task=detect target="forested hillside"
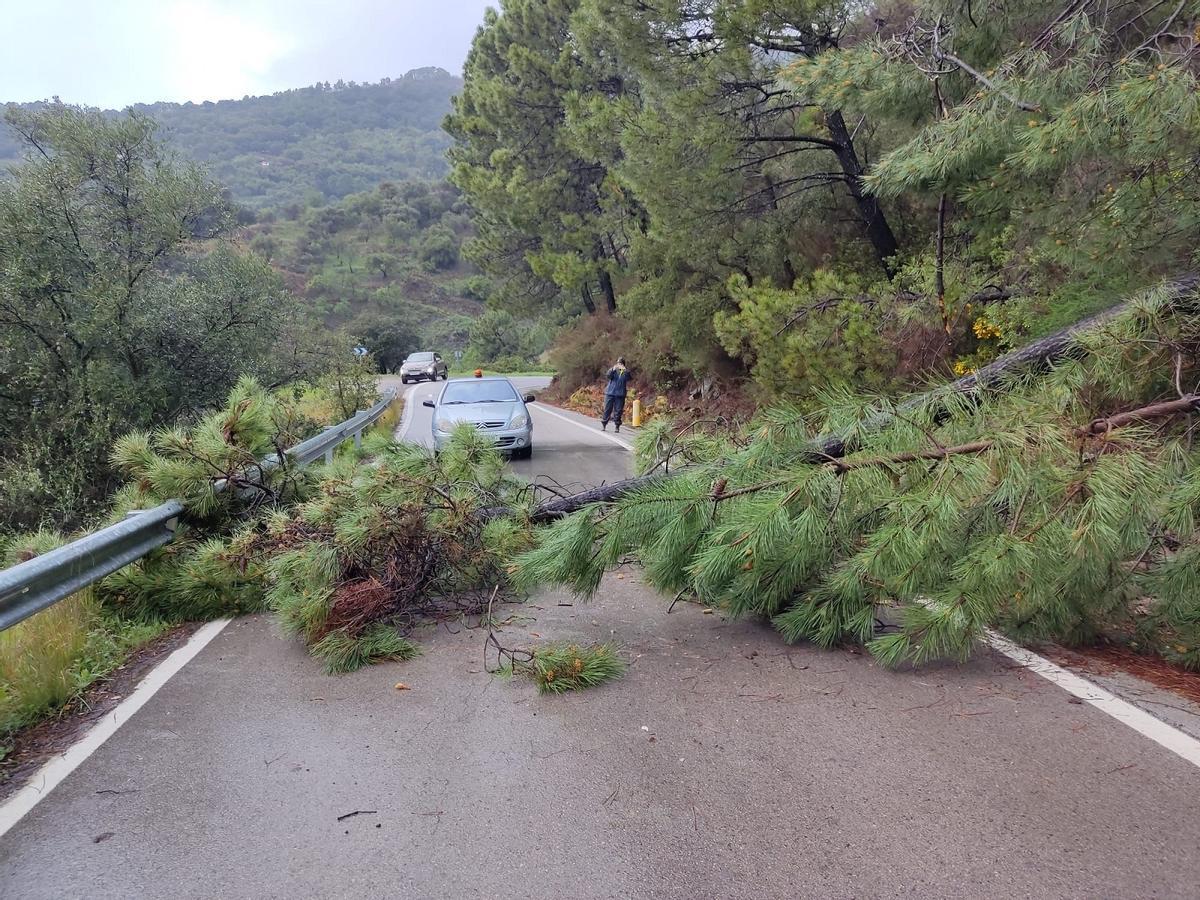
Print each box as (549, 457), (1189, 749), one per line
(0, 107), (363, 533)
(0, 68), (459, 208)
(240, 180), (489, 367)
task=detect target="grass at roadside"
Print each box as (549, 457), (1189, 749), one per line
(334, 392), (404, 462)
(369, 394), (404, 437)
(0, 592), (168, 760)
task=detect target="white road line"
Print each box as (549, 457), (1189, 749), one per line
(531, 402), (634, 451)
(0, 618), (232, 838)
(986, 631), (1200, 769)
(394, 382), (421, 442)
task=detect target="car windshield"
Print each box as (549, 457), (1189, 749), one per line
(406, 352), (435, 363)
(441, 380), (520, 404)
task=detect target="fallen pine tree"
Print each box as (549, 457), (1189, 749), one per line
(513, 278), (1200, 670)
(511, 274), (1200, 522)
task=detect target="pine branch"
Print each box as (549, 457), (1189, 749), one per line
(738, 135), (841, 151)
(935, 51), (1041, 112)
(831, 440), (994, 472)
(1079, 395), (1200, 436)
(513, 390), (1192, 522)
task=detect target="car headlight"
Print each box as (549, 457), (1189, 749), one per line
(434, 417), (456, 433)
(508, 412), (528, 429)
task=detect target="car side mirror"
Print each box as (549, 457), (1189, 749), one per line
(523, 393), (535, 403)
(422, 399), (435, 408)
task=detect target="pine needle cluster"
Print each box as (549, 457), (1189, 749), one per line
(529, 642), (625, 694)
(312, 625), (421, 676)
(516, 292), (1200, 668)
(262, 427), (536, 673)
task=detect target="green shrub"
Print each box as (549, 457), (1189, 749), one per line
(713, 271), (901, 400)
(547, 313), (635, 396)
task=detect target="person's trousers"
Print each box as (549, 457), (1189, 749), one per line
(602, 394), (626, 426)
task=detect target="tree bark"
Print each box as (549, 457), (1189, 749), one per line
(762, 173), (798, 288)
(581, 283), (597, 315)
(598, 269), (618, 314)
(1079, 394), (1200, 436)
(824, 109), (900, 278)
(934, 192), (948, 331)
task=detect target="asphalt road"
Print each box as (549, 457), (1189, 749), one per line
(2, 380), (1199, 898)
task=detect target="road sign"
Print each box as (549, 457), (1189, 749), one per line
(353, 346), (368, 357)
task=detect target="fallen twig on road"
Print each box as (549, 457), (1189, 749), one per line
(336, 809), (378, 821)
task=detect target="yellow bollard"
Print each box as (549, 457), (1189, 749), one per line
(631, 392), (642, 427)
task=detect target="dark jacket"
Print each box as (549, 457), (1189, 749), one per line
(604, 365), (630, 397)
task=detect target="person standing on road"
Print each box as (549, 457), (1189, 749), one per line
(601, 356), (630, 432)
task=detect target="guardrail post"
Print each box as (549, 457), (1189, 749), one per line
(324, 446), (334, 464)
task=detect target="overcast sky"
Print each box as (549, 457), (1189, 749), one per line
(1, 0), (493, 108)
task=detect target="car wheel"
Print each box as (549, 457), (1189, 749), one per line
(401, 377), (409, 384)
(515, 445), (532, 460)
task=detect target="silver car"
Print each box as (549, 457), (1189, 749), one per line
(399, 351), (448, 383)
(423, 376), (535, 458)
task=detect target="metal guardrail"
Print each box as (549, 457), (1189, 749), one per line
(0, 391), (397, 632)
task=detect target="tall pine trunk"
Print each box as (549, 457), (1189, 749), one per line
(763, 173), (798, 288)
(824, 109), (899, 278)
(598, 270), (617, 313)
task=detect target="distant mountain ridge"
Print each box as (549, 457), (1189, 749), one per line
(0, 67), (461, 208)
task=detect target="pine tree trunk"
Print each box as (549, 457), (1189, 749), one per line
(581, 283), (597, 315)
(763, 173), (798, 288)
(599, 270), (618, 313)
(824, 109), (899, 278)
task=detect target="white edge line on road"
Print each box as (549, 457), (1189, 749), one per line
(531, 401), (634, 451)
(0, 617), (232, 839)
(394, 382), (421, 442)
(985, 630), (1200, 769)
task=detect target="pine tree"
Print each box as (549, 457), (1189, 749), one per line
(445, 0), (629, 316)
(784, 0), (1200, 323)
(578, 0), (902, 274)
